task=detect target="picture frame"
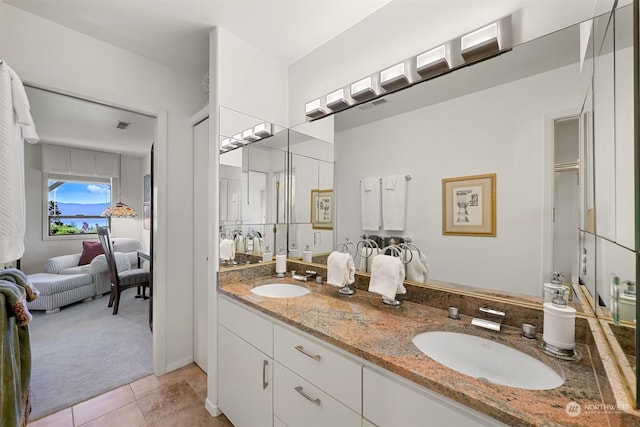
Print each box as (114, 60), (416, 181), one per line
(442, 173), (496, 236)
(311, 189), (334, 230)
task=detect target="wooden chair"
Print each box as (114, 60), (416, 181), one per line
(97, 227), (150, 315)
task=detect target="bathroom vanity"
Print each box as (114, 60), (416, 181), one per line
(217, 264), (629, 426)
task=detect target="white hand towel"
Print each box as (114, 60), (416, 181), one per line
(327, 251), (355, 288)
(361, 178), (381, 231)
(382, 175), (407, 231)
(405, 251), (429, 284)
(219, 239), (235, 261)
(368, 255), (406, 300)
(358, 247), (380, 273)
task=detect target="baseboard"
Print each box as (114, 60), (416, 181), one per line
(205, 398), (222, 417)
(165, 356), (194, 373)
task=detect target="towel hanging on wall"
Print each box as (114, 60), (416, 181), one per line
(360, 177), (381, 231)
(0, 61), (39, 264)
(382, 175), (407, 230)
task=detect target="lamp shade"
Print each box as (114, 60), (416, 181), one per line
(101, 201), (137, 218)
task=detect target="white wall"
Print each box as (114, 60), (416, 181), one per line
(0, 4), (207, 373)
(288, 0), (598, 126)
(207, 26), (289, 416)
(335, 63), (579, 296)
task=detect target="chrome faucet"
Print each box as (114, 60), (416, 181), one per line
(293, 270), (317, 281)
(471, 306), (505, 332)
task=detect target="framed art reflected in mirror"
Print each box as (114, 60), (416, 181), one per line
(311, 189), (333, 230)
(442, 173), (496, 236)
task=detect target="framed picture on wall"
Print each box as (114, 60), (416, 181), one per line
(442, 173), (496, 236)
(311, 189), (333, 230)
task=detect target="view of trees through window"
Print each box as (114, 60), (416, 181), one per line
(47, 176), (111, 235)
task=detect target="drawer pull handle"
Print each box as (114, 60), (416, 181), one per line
(295, 345), (321, 361)
(295, 386), (321, 406)
(262, 360), (269, 389)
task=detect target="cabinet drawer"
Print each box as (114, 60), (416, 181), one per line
(363, 367), (506, 427)
(274, 324), (362, 413)
(219, 296), (273, 356)
(274, 362), (361, 427)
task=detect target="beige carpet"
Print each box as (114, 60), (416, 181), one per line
(28, 293), (152, 420)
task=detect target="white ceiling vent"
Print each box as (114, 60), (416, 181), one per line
(116, 121), (131, 130)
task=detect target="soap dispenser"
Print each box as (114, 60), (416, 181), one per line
(302, 245), (312, 263)
(262, 246), (273, 263)
(542, 288), (579, 360)
(275, 247), (287, 278)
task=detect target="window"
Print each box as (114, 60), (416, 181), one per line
(45, 174), (111, 237)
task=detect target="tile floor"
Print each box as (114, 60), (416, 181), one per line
(28, 364), (233, 427)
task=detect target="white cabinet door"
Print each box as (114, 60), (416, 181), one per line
(274, 362), (361, 427)
(219, 326), (273, 427)
(363, 367), (506, 427)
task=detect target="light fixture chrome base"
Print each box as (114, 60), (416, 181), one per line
(541, 342), (581, 361)
(382, 298), (401, 307)
(338, 286), (355, 296)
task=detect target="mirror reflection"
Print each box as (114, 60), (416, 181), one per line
(218, 108), (335, 267)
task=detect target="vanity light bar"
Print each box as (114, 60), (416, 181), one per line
(305, 98), (328, 119)
(416, 44), (450, 77)
(350, 76), (378, 101)
(379, 62), (409, 90)
(326, 88), (350, 111)
(254, 122), (273, 138)
(304, 15), (510, 121)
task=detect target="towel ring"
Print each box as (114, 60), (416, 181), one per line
(335, 238), (357, 258)
(356, 238), (379, 259)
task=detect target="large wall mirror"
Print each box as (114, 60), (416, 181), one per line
(218, 108), (335, 266)
(312, 3), (636, 406)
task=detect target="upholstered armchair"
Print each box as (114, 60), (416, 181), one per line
(43, 237), (144, 296)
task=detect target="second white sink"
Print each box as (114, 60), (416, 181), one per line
(251, 283), (310, 298)
(412, 331), (564, 390)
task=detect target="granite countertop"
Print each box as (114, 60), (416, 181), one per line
(219, 275), (615, 426)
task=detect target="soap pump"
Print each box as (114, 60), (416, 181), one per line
(542, 288), (580, 360)
(302, 245), (312, 263)
(275, 247), (287, 278)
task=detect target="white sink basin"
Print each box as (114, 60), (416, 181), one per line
(251, 283), (310, 298)
(412, 331), (564, 390)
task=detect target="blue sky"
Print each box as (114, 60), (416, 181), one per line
(49, 181), (111, 204)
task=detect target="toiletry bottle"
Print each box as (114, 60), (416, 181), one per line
(275, 247), (286, 278)
(262, 247), (272, 263)
(542, 288), (577, 356)
(288, 243), (298, 259)
(303, 245), (312, 263)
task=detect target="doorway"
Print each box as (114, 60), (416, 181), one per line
(552, 116), (580, 284)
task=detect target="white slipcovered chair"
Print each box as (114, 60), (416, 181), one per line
(44, 237), (143, 296)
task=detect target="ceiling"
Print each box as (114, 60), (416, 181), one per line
(26, 86), (156, 156)
(8, 0), (392, 156)
(6, 0), (392, 79)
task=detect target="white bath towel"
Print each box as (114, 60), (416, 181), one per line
(382, 175), (407, 231)
(361, 177), (381, 231)
(368, 255), (406, 301)
(405, 251), (429, 284)
(327, 251), (355, 288)
(219, 239), (235, 261)
(358, 246), (380, 273)
(0, 62), (39, 264)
